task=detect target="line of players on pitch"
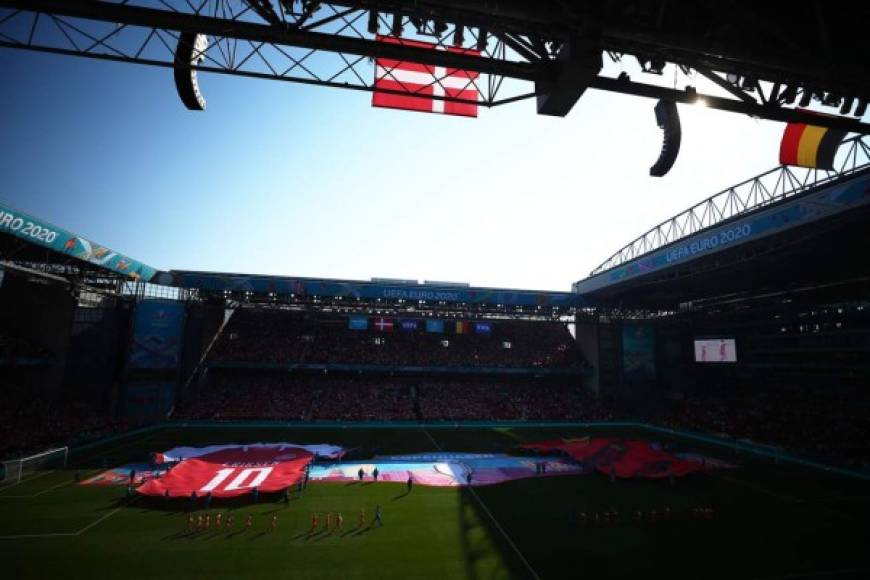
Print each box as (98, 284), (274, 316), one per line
(578, 506), (715, 526)
(185, 505), (385, 534)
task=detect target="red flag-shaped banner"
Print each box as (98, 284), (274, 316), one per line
(137, 445), (312, 498)
(373, 35), (480, 117)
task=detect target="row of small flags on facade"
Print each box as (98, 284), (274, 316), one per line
(349, 316), (491, 334)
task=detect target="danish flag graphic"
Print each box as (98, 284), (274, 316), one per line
(373, 35), (480, 117)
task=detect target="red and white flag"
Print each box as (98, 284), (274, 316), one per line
(373, 35), (480, 117)
(373, 317), (394, 332)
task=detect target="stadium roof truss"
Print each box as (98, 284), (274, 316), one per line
(589, 135), (870, 277)
(0, 1), (868, 133)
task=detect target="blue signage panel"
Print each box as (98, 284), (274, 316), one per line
(400, 319), (419, 331)
(348, 316), (368, 330)
(426, 319), (445, 333)
(474, 321), (493, 334)
(623, 324), (656, 381)
(0, 201), (158, 282)
(129, 300), (186, 369)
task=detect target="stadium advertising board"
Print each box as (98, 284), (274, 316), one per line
(128, 300), (186, 369)
(574, 173), (870, 294)
(694, 338), (737, 363)
(0, 201), (158, 282)
(623, 324), (656, 381)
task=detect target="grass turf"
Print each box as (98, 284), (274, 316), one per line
(1, 425), (869, 579)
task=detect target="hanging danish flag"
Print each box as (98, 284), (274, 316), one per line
(373, 35), (480, 117)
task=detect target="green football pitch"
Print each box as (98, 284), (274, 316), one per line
(2, 425), (868, 580)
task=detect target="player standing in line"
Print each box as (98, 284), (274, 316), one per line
(226, 514), (234, 529)
(187, 513), (194, 531)
(406, 474), (413, 494)
(336, 512), (344, 532)
(311, 512), (319, 532)
(359, 508), (365, 528)
(215, 513), (222, 528)
(374, 504), (383, 526)
(197, 514), (204, 529)
(358, 467), (365, 482)
(270, 513), (278, 532)
(372, 467), (379, 482)
(325, 512), (332, 533)
(245, 514), (253, 530)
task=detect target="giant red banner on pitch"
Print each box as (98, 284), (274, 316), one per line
(137, 445), (312, 498)
(522, 438), (705, 479)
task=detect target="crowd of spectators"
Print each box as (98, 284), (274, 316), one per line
(0, 382), (126, 461)
(0, 330), (51, 364)
(664, 385), (870, 471)
(175, 372), (611, 423)
(209, 309), (584, 369)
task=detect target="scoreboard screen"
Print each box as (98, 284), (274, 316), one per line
(694, 338), (737, 363)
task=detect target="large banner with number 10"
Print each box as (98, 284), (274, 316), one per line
(137, 445), (313, 498)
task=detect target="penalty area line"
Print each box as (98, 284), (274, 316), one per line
(422, 429), (541, 580)
(75, 507), (123, 535)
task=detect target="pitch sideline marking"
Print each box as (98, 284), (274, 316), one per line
(0, 531), (76, 540)
(422, 429), (541, 580)
(0, 506), (126, 540)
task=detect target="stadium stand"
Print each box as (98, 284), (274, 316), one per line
(209, 309), (584, 369)
(665, 384), (870, 471)
(174, 372), (611, 423)
(0, 382), (128, 461)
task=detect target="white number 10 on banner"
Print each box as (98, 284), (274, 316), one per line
(200, 467), (274, 492)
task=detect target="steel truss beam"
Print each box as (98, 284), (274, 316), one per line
(0, 1), (868, 132)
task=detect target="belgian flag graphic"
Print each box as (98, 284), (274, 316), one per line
(779, 112), (847, 170)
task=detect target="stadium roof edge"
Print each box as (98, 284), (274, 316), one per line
(0, 199), (161, 282)
(166, 269), (585, 309)
(573, 168), (870, 297)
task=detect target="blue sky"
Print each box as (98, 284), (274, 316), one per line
(0, 45), (801, 291)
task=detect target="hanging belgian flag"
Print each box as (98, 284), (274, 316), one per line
(779, 113), (847, 170)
